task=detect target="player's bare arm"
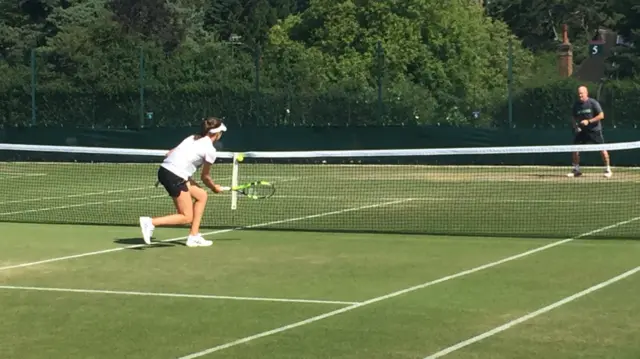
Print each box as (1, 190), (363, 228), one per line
(583, 111), (604, 126)
(200, 162), (222, 193)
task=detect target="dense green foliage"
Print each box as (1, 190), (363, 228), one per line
(0, 0), (638, 128)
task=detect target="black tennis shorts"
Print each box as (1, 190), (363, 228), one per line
(157, 166), (188, 198)
(573, 130), (604, 145)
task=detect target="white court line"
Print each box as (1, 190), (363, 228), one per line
(0, 285), (360, 306)
(0, 176), (234, 211)
(270, 177), (301, 182)
(0, 195), (167, 216)
(176, 214), (640, 359)
(423, 265), (640, 359)
(0, 171), (45, 175)
(346, 178), (631, 184)
(274, 195), (341, 200)
(0, 176), (233, 206)
(0, 198), (412, 272)
(0, 173), (47, 180)
(0, 186), (154, 205)
(273, 196), (634, 204)
(381, 197), (631, 205)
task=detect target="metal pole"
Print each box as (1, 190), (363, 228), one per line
(507, 37), (514, 128)
(139, 47), (145, 128)
(254, 45), (261, 125)
(377, 40), (384, 123)
(31, 48), (36, 126)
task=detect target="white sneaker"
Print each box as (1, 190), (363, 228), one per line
(139, 217), (155, 245)
(567, 170), (582, 178)
(186, 234), (212, 247)
(604, 169), (612, 178)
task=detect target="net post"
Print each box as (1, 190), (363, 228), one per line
(231, 153), (239, 210)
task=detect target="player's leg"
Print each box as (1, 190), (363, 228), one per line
(139, 167), (193, 244)
(570, 152), (582, 176)
(601, 150), (612, 177)
(593, 131), (612, 177)
(139, 190), (193, 244)
(568, 132), (584, 177)
(185, 181), (212, 247)
(151, 192), (193, 227)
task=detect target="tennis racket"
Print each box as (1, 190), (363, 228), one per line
(221, 181), (275, 199)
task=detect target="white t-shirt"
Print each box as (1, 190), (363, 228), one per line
(161, 135), (217, 180)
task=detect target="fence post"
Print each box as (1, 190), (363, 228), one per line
(31, 48), (36, 126)
(376, 40), (384, 123)
(254, 45), (261, 125)
(507, 37), (513, 128)
(139, 46), (145, 128)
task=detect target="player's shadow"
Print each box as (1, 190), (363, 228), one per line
(114, 236), (241, 250)
(114, 237), (183, 250)
(529, 174), (569, 179)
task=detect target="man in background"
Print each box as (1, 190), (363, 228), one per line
(568, 85), (612, 178)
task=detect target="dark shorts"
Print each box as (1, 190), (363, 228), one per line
(573, 130), (604, 145)
(157, 167), (188, 198)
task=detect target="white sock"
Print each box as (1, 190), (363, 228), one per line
(605, 166), (611, 172)
(572, 164), (580, 172)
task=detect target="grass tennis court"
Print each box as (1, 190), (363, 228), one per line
(1, 160), (640, 358)
(3, 161), (640, 239)
(1, 223), (639, 359)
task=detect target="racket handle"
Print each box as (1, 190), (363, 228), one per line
(220, 186), (231, 191)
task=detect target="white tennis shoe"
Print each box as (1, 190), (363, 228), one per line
(186, 234), (212, 247)
(567, 169), (582, 178)
(139, 216), (155, 245)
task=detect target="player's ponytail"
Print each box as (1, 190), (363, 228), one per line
(194, 117), (224, 140)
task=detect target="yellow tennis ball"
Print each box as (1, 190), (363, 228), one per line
(236, 154), (244, 162)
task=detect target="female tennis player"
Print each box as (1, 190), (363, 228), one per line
(139, 117), (226, 247)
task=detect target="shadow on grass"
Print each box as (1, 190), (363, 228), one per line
(114, 237), (182, 250)
(529, 174), (571, 178)
(114, 236), (241, 250)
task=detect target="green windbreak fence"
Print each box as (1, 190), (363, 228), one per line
(2, 45), (640, 130)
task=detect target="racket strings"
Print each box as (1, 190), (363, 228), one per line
(244, 183), (275, 198)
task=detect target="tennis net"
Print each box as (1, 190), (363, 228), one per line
(1, 142), (640, 239)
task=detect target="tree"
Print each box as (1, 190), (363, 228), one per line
(267, 0), (534, 125)
(205, 0), (298, 45)
(486, 0), (618, 55)
(0, 0), (54, 63)
(608, 0), (640, 78)
(108, 0), (186, 52)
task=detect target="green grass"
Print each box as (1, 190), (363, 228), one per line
(2, 162), (640, 239)
(2, 159), (640, 358)
(0, 222), (639, 359)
